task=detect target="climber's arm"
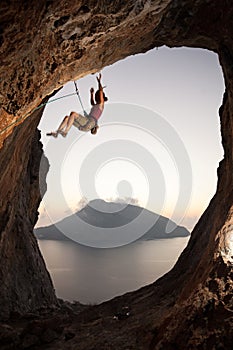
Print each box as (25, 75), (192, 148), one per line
(96, 73), (105, 104)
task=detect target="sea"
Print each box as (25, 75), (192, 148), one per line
(38, 237), (189, 304)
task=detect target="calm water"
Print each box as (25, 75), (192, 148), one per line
(38, 237), (189, 304)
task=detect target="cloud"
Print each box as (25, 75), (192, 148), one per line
(106, 197), (140, 206)
(74, 197), (89, 212)
(69, 197), (140, 215)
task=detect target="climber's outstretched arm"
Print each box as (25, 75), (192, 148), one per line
(96, 73), (105, 104)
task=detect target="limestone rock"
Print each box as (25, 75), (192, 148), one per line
(0, 106), (58, 318)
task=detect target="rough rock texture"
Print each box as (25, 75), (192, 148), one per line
(0, 0), (233, 348)
(0, 105), (58, 318)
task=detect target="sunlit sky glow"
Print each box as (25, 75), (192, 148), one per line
(37, 46), (225, 231)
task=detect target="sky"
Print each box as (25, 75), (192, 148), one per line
(37, 46), (225, 232)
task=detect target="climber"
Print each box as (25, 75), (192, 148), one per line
(46, 73), (108, 137)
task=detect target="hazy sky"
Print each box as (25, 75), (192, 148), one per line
(37, 46), (225, 231)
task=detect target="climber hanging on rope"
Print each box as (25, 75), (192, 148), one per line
(46, 73), (108, 137)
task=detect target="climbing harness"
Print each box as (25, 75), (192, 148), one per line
(0, 81), (88, 135)
(74, 81), (88, 117)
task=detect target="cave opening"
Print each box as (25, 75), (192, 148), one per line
(1, 2), (233, 346)
(34, 46), (225, 304)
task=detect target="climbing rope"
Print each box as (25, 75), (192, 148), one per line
(34, 92), (78, 111)
(0, 84), (86, 135)
(74, 81), (88, 117)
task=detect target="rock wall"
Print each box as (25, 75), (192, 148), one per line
(0, 105), (58, 318)
(0, 0), (233, 346)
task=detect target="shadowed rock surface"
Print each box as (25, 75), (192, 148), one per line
(0, 0), (233, 349)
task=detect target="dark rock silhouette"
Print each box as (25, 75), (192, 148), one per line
(35, 199), (189, 242)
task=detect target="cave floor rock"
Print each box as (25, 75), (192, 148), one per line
(0, 284), (232, 350)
